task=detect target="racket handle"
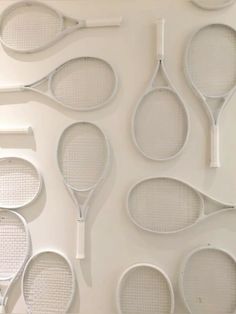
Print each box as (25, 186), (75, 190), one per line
(85, 17), (122, 28)
(76, 220), (85, 259)
(156, 18), (165, 60)
(210, 124), (220, 168)
(0, 126), (32, 134)
(0, 305), (6, 314)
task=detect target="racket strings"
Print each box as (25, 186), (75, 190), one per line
(0, 211), (28, 278)
(120, 266), (172, 314)
(51, 58), (116, 110)
(0, 4), (61, 51)
(182, 249), (236, 314)
(0, 159), (40, 208)
(129, 178), (201, 233)
(134, 89), (188, 160)
(23, 253), (73, 314)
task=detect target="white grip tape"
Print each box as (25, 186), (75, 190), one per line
(0, 305), (6, 314)
(0, 126), (32, 134)
(85, 17), (122, 28)
(156, 18), (165, 60)
(210, 124), (220, 168)
(76, 220), (85, 259)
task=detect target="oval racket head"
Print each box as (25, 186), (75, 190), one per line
(49, 57), (117, 111)
(117, 264), (174, 314)
(186, 24), (236, 98)
(191, 0), (236, 10)
(133, 87), (189, 161)
(57, 122), (109, 191)
(179, 246), (236, 314)
(127, 177), (203, 233)
(0, 210), (30, 281)
(0, 157), (42, 209)
(0, 0), (63, 53)
(23, 251), (75, 314)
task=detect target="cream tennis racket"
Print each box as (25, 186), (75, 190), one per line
(0, 57), (118, 111)
(179, 246), (236, 314)
(57, 122), (110, 259)
(132, 19), (189, 161)
(0, 0), (122, 53)
(186, 23), (236, 167)
(117, 264), (175, 314)
(127, 177), (235, 234)
(191, 0), (236, 9)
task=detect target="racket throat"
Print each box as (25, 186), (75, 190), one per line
(204, 96), (224, 122)
(151, 62), (174, 89)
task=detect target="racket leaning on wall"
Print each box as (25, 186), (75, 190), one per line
(185, 23), (236, 167)
(22, 250), (75, 314)
(127, 176), (235, 234)
(57, 122), (110, 259)
(117, 263), (175, 314)
(0, 210), (31, 314)
(0, 0), (122, 53)
(179, 246), (236, 314)
(191, 0), (236, 10)
(132, 18), (189, 161)
(0, 57), (118, 111)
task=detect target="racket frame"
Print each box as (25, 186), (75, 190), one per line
(0, 0), (122, 53)
(0, 210), (31, 313)
(185, 23), (236, 168)
(127, 176), (236, 234)
(116, 263), (175, 314)
(22, 249), (76, 314)
(132, 18), (189, 161)
(179, 245), (236, 314)
(191, 0), (236, 10)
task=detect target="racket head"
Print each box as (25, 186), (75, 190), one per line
(179, 246), (236, 314)
(49, 57), (118, 111)
(0, 210), (30, 281)
(185, 23), (236, 101)
(132, 87), (189, 161)
(22, 250), (75, 314)
(0, 0), (63, 53)
(127, 177), (204, 234)
(191, 0), (236, 10)
(117, 263), (174, 314)
(0, 157), (42, 209)
(57, 122), (110, 192)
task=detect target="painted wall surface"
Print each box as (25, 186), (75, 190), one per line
(0, 0), (236, 313)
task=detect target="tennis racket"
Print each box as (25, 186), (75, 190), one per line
(191, 0), (236, 10)
(132, 18), (189, 161)
(0, 210), (31, 314)
(0, 0), (122, 53)
(179, 246), (236, 314)
(127, 176), (235, 234)
(117, 263), (175, 314)
(186, 23), (236, 167)
(0, 157), (42, 209)
(0, 57), (118, 111)
(23, 250), (75, 314)
(57, 122), (110, 259)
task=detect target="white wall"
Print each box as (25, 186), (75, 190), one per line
(1, 0), (236, 313)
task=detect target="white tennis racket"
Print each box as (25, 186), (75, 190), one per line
(0, 156), (42, 209)
(186, 23), (236, 167)
(0, 57), (118, 111)
(191, 0), (236, 10)
(117, 263), (175, 314)
(179, 246), (236, 314)
(57, 122), (110, 259)
(127, 176), (235, 234)
(0, 210), (31, 314)
(22, 250), (75, 314)
(132, 19), (189, 161)
(0, 0), (122, 53)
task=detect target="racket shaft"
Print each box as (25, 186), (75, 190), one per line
(156, 18), (165, 60)
(0, 305), (6, 314)
(77, 220), (85, 259)
(84, 17), (122, 28)
(210, 124), (220, 168)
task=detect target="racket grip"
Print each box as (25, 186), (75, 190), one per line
(0, 126), (32, 134)
(76, 220), (85, 259)
(156, 18), (165, 60)
(85, 17), (122, 27)
(210, 124), (220, 168)
(0, 305), (6, 314)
